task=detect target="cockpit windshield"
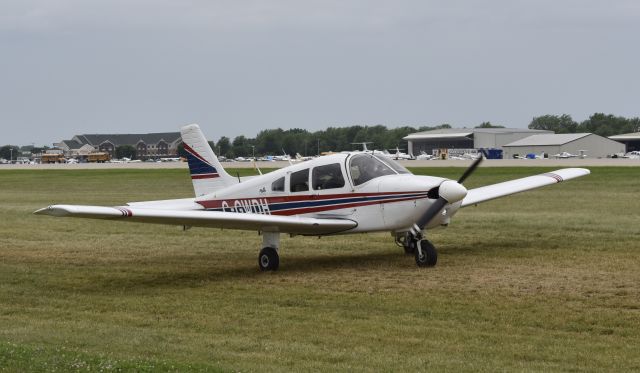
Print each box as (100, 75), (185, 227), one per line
(349, 153), (396, 186)
(373, 155), (411, 174)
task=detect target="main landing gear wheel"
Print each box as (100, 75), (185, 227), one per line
(258, 247), (279, 271)
(415, 240), (437, 267)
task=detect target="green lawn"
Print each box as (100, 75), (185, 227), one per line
(0, 167), (639, 372)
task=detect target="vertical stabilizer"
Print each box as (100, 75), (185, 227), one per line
(180, 124), (237, 196)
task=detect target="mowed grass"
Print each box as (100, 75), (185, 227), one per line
(0, 166), (639, 372)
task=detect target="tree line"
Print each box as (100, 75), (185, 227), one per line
(198, 113), (638, 158)
(181, 124), (454, 159)
(2, 113), (638, 160)
(528, 113), (640, 137)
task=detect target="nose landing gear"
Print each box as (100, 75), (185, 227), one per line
(414, 239), (437, 267)
(396, 232), (438, 267)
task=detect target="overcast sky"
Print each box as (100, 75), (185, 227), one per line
(1, 0), (639, 146)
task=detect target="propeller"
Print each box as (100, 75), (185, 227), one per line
(457, 153), (484, 184)
(410, 155), (483, 240)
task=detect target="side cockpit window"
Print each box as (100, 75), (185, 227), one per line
(312, 163), (345, 190)
(290, 169), (309, 192)
(271, 176), (285, 192)
(349, 153), (395, 186)
(374, 155), (411, 174)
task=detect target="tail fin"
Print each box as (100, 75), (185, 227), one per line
(180, 124), (237, 196)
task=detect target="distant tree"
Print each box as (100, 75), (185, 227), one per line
(31, 146), (50, 155)
(176, 143), (189, 158)
(0, 145), (20, 160)
(115, 145), (137, 159)
(255, 128), (285, 155)
(528, 114), (578, 133)
(232, 136), (254, 157)
(215, 136), (232, 157)
(417, 123), (451, 131)
(577, 113), (640, 137)
(476, 121), (505, 128)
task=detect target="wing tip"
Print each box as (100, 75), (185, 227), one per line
(33, 205), (73, 217)
(33, 206), (50, 215)
(550, 167), (591, 181)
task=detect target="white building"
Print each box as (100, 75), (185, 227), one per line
(502, 133), (625, 159)
(609, 132), (640, 152)
(403, 128), (551, 157)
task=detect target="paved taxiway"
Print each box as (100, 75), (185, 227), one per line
(1, 158), (639, 170)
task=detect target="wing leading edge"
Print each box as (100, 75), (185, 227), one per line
(33, 205), (357, 236)
(461, 168), (590, 207)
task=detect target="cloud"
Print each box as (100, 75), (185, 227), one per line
(1, 0), (639, 145)
(3, 0), (635, 34)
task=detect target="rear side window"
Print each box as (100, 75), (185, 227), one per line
(312, 163), (345, 190)
(271, 177), (285, 192)
(290, 169), (309, 192)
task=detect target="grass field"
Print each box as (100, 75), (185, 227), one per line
(1, 167), (639, 372)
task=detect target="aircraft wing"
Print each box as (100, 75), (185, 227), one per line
(34, 205), (357, 235)
(461, 168), (590, 207)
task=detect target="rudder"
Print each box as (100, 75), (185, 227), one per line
(180, 124), (237, 196)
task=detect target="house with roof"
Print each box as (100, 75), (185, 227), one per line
(55, 132), (182, 159)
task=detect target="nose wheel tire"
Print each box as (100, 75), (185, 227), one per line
(415, 240), (437, 267)
(259, 247), (280, 271)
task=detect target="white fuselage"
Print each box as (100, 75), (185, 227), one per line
(190, 153), (460, 234)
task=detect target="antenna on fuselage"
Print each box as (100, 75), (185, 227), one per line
(351, 142), (374, 152)
(282, 148), (293, 166)
(253, 159), (263, 175)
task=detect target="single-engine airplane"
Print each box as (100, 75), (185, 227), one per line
(35, 124), (590, 271)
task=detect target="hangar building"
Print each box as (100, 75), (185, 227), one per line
(502, 133), (625, 159)
(403, 128), (551, 157)
(608, 132), (640, 152)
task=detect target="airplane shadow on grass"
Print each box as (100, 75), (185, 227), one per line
(67, 237), (536, 294)
(81, 250), (423, 293)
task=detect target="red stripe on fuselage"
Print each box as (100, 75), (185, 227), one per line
(197, 190), (427, 209)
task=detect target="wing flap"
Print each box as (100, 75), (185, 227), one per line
(461, 168), (590, 207)
(34, 205), (356, 235)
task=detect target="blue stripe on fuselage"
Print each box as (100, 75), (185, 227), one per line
(204, 192), (428, 213)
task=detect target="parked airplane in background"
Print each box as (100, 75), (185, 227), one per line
(416, 151), (436, 160)
(624, 151), (640, 159)
(295, 153), (315, 162)
(36, 124), (590, 271)
(553, 152), (580, 159)
(385, 147), (413, 160)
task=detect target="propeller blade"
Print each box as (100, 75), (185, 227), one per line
(411, 161), (478, 239)
(415, 197), (448, 229)
(414, 180), (468, 231)
(457, 155), (483, 184)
